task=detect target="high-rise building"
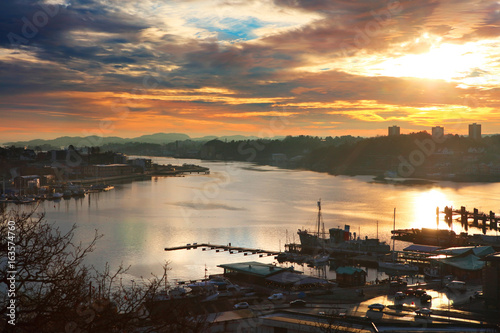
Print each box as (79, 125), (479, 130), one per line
(469, 123), (481, 140)
(388, 125), (400, 136)
(432, 126), (444, 139)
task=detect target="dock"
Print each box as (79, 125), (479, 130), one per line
(164, 243), (279, 257)
(441, 206), (499, 232)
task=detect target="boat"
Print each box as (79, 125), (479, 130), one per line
(73, 188), (86, 197)
(91, 184), (115, 191)
(297, 200), (391, 255)
(391, 228), (468, 247)
(63, 190), (73, 199)
(306, 254), (330, 266)
(51, 192), (63, 199)
(378, 261), (419, 273)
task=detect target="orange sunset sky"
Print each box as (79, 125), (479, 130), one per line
(1, 0), (500, 142)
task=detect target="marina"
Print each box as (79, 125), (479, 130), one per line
(3, 157), (500, 330)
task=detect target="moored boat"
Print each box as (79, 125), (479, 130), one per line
(297, 200), (391, 255)
(378, 261), (419, 273)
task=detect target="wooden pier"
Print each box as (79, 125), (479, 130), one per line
(164, 243), (279, 257)
(440, 205), (499, 233)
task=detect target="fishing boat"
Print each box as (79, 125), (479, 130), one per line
(297, 200), (391, 255)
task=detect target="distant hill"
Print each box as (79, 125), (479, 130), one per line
(4, 135), (127, 148)
(4, 133), (285, 148)
(131, 133), (190, 144)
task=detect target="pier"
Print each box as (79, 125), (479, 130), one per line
(440, 205), (499, 233)
(164, 243), (279, 257)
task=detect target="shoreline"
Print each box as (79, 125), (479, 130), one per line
(162, 155), (500, 184)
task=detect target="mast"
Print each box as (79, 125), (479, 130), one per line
(317, 199), (321, 236)
(392, 208), (396, 262)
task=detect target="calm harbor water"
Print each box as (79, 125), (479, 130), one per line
(16, 157), (500, 283)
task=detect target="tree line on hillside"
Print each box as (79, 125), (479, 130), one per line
(5, 133), (500, 180)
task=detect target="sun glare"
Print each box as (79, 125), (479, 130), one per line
(371, 42), (487, 83)
(412, 190), (454, 230)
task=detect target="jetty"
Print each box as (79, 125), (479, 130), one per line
(440, 205), (499, 232)
(164, 243), (279, 257)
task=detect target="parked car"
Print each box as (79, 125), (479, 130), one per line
(268, 293), (284, 301)
(446, 281), (466, 292)
(290, 299), (307, 308)
(420, 293), (432, 303)
(415, 308), (432, 316)
(395, 291), (406, 300)
(405, 288), (416, 296)
(414, 288), (426, 297)
(234, 302), (249, 309)
(368, 303), (385, 311)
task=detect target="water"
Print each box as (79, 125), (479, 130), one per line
(12, 157), (500, 283)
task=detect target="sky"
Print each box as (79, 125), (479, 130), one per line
(1, 0), (500, 142)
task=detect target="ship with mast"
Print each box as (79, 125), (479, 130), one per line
(296, 200), (391, 255)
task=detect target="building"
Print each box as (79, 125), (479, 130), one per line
(335, 266), (366, 287)
(388, 126), (400, 136)
(469, 123), (481, 140)
(83, 164), (133, 178)
(217, 261), (292, 285)
(482, 252), (500, 309)
(14, 175), (40, 191)
(432, 126), (444, 139)
(430, 246), (495, 281)
(129, 158), (152, 171)
(265, 271), (333, 291)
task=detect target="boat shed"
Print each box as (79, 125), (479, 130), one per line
(217, 261), (292, 285)
(335, 266), (367, 287)
(431, 253), (485, 281)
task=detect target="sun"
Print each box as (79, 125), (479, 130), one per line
(411, 189), (454, 230)
(369, 40), (488, 83)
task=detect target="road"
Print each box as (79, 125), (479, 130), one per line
(251, 285), (489, 325)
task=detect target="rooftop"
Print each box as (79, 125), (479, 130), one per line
(403, 244), (442, 253)
(217, 261), (290, 278)
(436, 254), (485, 271)
(435, 246), (495, 258)
(482, 252), (500, 262)
(336, 266), (366, 275)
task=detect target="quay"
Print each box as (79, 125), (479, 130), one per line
(164, 243), (279, 257)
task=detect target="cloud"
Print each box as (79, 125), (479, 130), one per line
(1, 0), (500, 141)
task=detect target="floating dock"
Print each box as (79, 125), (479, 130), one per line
(164, 243), (279, 257)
